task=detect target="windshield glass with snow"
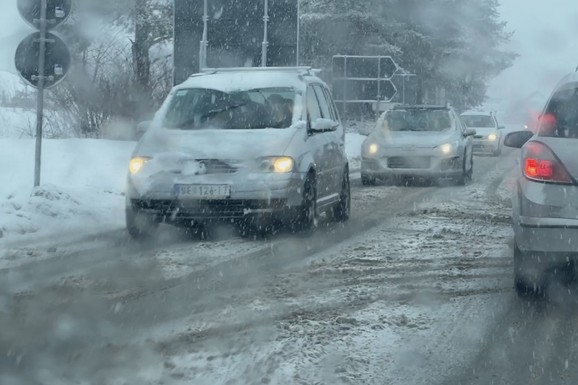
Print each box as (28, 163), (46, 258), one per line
(461, 115), (495, 128)
(385, 109), (452, 132)
(162, 87), (296, 130)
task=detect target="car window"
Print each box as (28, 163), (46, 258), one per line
(162, 87), (296, 130)
(461, 115), (496, 128)
(306, 86), (323, 122)
(312, 84), (332, 119)
(539, 86), (578, 138)
(321, 86), (340, 122)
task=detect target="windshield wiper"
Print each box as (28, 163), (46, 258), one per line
(201, 103), (246, 121)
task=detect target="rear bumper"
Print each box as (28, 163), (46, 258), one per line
(361, 156), (462, 178)
(514, 178), (578, 254)
(515, 216), (578, 254)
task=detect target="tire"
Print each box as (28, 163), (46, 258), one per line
(332, 169), (351, 222)
(126, 206), (159, 240)
(292, 173), (318, 234)
(361, 173), (376, 186)
(514, 242), (545, 298)
(455, 151), (473, 186)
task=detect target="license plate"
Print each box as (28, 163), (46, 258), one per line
(176, 184), (230, 199)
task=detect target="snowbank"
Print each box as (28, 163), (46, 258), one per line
(0, 133), (364, 242)
(0, 138), (136, 242)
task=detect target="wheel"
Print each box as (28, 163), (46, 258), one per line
(361, 173), (376, 186)
(514, 242), (545, 298)
(292, 173), (318, 233)
(455, 151), (473, 186)
(332, 169), (350, 222)
(493, 145), (502, 157)
(467, 153), (474, 180)
(126, 206), (159, 240)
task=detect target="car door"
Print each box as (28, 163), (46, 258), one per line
(312, 84), (343, 198)
(305, 85), (332, 203)
(456, 113), (473, 170)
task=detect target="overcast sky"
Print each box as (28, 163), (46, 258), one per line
(0, 1), (576, 108)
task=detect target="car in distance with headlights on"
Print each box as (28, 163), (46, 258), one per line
(461, 110), (505, 156)
(126, 67), (350, 238)
(361, 104), (476, 185)
(504, 72), (578, 296)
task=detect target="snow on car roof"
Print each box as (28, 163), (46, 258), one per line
(176, 68), (321, 93)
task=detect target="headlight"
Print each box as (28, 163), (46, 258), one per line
(259, 156), (294, 173)
(488, 133), (497, 141)
(440, 143), (453, 155)
(129, 156), (150, 175)
(368, 143), (379, 155)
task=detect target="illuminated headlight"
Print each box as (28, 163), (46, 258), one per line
(259, 156), (294, 173)
(488, 133), (497, 141)
(368, 143), (379, 155)
(129, 156), (151, 175)
(440, 143), (453, 155)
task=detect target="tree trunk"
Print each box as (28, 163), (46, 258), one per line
(132, 0), (154, 121)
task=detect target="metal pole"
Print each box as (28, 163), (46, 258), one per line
(199, 0), (208, 71)
(296, 0), (300, 66)
(34, 0), (47, 187)
(261, 0), (269, 67)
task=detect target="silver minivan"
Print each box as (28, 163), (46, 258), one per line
(125, 67), (350, 238)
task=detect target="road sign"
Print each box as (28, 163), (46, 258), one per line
(17, 0), (72, 30)
(16, 0), (73, 188)
(15, 31), (71, 88)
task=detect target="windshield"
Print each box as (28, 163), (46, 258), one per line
(162, 87), (296, 130)
(384, 109), (452, 132)
(461, 115), (495, 128)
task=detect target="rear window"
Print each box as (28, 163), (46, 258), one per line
(539, 86), (578, 138)
(461, 115), (495, 128)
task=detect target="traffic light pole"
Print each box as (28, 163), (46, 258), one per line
(34, 0), (47, 187)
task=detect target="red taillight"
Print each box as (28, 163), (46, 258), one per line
(522, 142), (572, 184)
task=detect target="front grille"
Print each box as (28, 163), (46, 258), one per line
(474, 135), (484, 139)
(197, 159), (238, 174)
(387, 156), (430, 169)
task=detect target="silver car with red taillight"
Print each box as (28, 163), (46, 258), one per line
(505, 72), (578, 297)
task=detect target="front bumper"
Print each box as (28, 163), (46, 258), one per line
(126, 172), (304, 221)
(472, 139), (499, 153)
(361, 155), (462, 178)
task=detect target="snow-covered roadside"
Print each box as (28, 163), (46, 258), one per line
(0, 138), (136, 244)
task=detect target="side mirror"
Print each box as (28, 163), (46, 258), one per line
(498, 125), (506, 130)
(311, 118), (338, 133)
(504, 130), (534, 148)
(463, 128), (476, 137)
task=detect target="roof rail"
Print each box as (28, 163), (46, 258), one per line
(199, 66), (314, 74)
